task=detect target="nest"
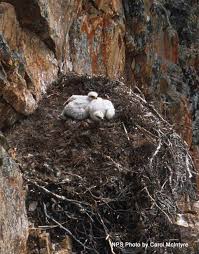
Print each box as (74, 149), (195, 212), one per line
(7, 74), (198, 253)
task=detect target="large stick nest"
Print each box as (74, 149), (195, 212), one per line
(7, 74), (198, 253)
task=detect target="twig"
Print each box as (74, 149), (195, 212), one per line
(122, 122), (130, 141)
(31, 224), (66, 230)
(134, 85), (146, 99)
(104, 155), (130, 172)
(25, 178), (90, 207)
(136, 124), (158, 141)
(143, 187), (173, 223)
(97, 213), (116, 254)
(133, 90), (148, 105)
(186, 154), (193, 178)
(43, 203), (96, 252)
(148, 103), (172, 128)
(149, 139), (162, 168)
(47, 92), (60, 98)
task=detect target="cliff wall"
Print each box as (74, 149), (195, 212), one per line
(0, 1), (198, 252)
(0, 0), (198, 158)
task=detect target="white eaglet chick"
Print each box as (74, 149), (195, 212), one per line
(60, 91), (98, 120)
(88, 97), (115, 121)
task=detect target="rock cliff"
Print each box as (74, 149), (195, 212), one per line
(0, 0), (198, 160)
(0, 143), (28, 254)
(0, 0), (198, 253)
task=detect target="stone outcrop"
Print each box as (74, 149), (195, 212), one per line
(123, 0), (196, 148)
(28, 229), (72, 254)
(0, 0), (197, 155)
(176, 199), (199, 252)
(0, 145), (28, 254)
(69, 0), (125, 77)
(6, 0), (82, 72)
(0, 0), (198, 252)
(0, 0), (197, 159)
(0, 3), (197, 174)
(0, 0), (126, 128)
(0, 2), (58, 128)
(122, 0), (199, 193)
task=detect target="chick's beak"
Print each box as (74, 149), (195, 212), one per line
(97, 115), (104, 120)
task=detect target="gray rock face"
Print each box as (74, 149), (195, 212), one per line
(0, 146), (28, 254)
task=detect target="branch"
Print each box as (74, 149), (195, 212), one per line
(25, 178), (90, 207)
(43, 203), (97, 252)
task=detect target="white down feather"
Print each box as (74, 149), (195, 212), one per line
(87, 97), (115, 121)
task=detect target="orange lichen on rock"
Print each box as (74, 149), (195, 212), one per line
(0, 2), (58, 127)
(73, 4), (125, 78)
